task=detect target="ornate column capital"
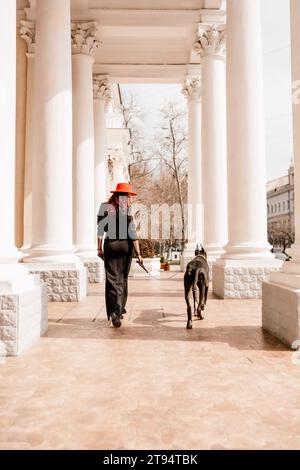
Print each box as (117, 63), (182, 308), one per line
(182, 78), (201, 101)
(93, 75), (112, 103)
(19, 20), (36, 54)
(71, 21), (101, 57)
(193, 24), (226, 59)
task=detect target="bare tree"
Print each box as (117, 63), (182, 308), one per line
(268, 225), (295, 254)
(119, 91), (159, 181)
(154, 101), (188, 253)
(119, 92), (188, 256)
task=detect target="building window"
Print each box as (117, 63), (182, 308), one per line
(274, 205), (277, 214)
(287, 200), (290, 210)
(278, 203), (281, 212)
(283, 201), (286, 211)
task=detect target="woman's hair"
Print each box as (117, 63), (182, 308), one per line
(108, 192), (129, 209)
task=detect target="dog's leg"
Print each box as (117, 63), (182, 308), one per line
(197, 283), (205, 320)
(195, 275), (205, 320)
(204, 285), (209, 305)
(185, 287), (193, 330)
(201, 284), (205, 311)
(192, 288), (197, 317)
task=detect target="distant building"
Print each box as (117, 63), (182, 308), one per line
(267, 163), (294, 232)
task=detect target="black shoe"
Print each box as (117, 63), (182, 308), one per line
(111, 312), (121, 328)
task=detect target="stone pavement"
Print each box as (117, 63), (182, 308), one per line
(0, 272), (299, 450)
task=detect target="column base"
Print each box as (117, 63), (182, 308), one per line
(221, 242), (274, 260)
(262, 281), (300, 349)
(180, 253), (194, 272)
(0, 247), (23, 263)
(270, 260), (300, 288)
(20, 244), (30, 255)
(212, 259), (283, 299)
(0, 271), (48, 357)
(75, 249), (104, 283)
(23, 262), (88, 302)
(205, 243), (225, 263)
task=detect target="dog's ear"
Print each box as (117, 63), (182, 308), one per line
(201, 246), (208, 260)
(196, 243), (208, 259)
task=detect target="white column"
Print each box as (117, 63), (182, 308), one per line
(19, 20), (35, 252)
(270, 0), (300, 287)
(224, 0), (271, 259)
(194, 25), (228, 261)
(71, 22), (100, 259)
(0, 1), (46, 356)
(287, 0), (300, 265)
(26, 0), (78, 263)
(213, 0), (281, 299)
(93, 76), (111, 214)
(262, 0), (300, 347)
(181, 79), (203, 263)
(15, 25), (27, 250)
(0, 0), (19, 264)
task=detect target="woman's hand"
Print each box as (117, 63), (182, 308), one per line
(133, 240), (142, 264)
(97, 237), (104, 260)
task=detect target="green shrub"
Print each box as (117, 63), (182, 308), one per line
(134, 239), (156, 258)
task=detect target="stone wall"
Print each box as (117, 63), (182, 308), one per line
(262, 282), (300, 348)
(213, 264), (282, 299)
(0, 284), (48, 356)
(29, 267), (88, 302)
(84, 261), (103, 283)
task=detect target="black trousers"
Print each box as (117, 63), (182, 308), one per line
(104, 238), (133, 319)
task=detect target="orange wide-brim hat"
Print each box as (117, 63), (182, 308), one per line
(110, 182), (137, 196)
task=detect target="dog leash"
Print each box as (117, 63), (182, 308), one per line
(136, 260), (179, 280)
(136, 260), (160, 279)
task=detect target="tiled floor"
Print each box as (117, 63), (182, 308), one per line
(0, 272), (299, 450)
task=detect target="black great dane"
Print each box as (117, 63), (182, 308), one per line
(184, 245), (209, 330)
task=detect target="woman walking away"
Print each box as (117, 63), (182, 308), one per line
(97, 183), (142, 328)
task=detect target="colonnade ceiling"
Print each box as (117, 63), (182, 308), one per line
(18, 0), (225, 83)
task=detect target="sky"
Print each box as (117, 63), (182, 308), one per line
(121, 0), (293, 183)
(261, 0), (293, 181)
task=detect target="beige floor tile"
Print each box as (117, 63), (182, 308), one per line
(0, 272), (298, 449)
